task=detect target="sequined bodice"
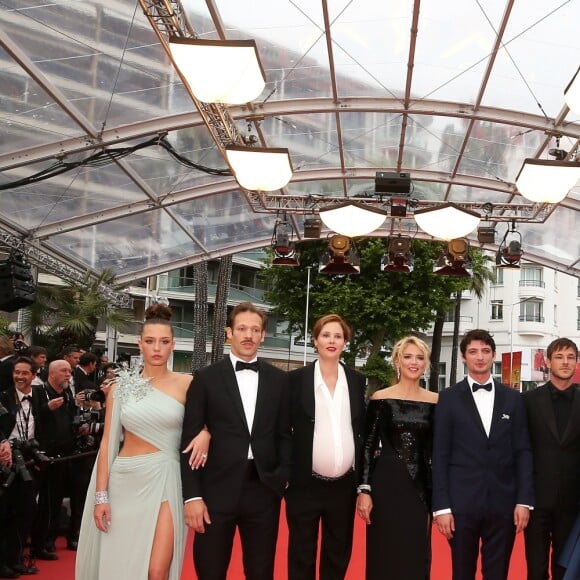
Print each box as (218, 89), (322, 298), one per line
(360, 399), (435, 510)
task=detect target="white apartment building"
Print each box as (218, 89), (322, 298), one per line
(429, 263), (580, 392)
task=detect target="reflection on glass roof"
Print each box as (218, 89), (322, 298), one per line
(0, 0), (578, 284)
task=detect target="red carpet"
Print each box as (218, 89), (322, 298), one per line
(35, 507), (527, 579)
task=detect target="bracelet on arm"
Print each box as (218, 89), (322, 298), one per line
(357, 484), (371, 495)
(94, 491), (109, 505)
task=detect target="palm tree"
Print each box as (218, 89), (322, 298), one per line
(191, 262), (208, 372)
(211, 256), (232, 364)
(22, 269), (132, 354)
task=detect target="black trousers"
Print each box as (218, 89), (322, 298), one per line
(449, 513), (516, 580)
(193, 462), (282, 580)
(285, 472), (356, 580)
(525, 506), (578, 580)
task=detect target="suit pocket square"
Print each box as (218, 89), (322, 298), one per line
(501, 413), (510, 420)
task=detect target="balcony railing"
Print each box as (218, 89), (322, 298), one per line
(519, 279), (545, 288)
(519, 314), (544, 323)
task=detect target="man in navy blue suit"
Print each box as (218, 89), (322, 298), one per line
(432, 329), (534, 580)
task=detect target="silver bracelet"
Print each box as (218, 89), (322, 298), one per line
(94, 491), (109, 505)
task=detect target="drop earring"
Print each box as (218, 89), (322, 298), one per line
(396, 366), (400, 379)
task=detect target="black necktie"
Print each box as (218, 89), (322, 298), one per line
(472, 382), (492, 392)
(236, 360), (259, 372)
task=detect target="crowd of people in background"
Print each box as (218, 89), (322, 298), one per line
(0, 303), (579, 580)
(0, 335), (116, 578)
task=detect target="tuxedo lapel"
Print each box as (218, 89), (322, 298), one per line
(489, 381), (506, 437)
(458, 379), (487, 437)
(221, 359), (250, 433)
(300, 364), (316, 420)
(344, 366), (363, 422)
(562, 384), (580, 444)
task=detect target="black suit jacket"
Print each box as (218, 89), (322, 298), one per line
(288, 362), (366, 486)
(0, 386), (42, 441)
(0, 355), (16, 392)
(180, 356), (291, 512)
(73, 367), (96, 391)
(432, 378), (534, 518)
(523, 383), (580, 511)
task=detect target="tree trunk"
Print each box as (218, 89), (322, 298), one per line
(211, 256), (232, 364)
(450, 291), (462, 384)
(429, 312), (445, 392)
(191, 262), (208, 373)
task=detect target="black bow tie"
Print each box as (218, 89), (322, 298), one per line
(21, 395), (32, 402)
(472, 382), (492, 392)
(550, 386), (573, 401)
(236, 360), (259, 373)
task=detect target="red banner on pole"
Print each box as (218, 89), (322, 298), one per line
(502, 351), (522, 389)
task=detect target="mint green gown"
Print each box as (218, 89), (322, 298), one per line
(76, 372), (186, 580)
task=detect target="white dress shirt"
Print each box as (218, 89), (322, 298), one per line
(311, 361), (355, 478)
(467, 375), (495, 436)
(9, 390), (35, 441)
(230, 354), (259, 459)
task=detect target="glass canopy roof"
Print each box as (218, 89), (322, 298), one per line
(0, 0), (578, 286)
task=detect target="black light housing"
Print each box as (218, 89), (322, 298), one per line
(271, 217), (299, 266)
(433, 238), (473, 277)
(496, 221), (523, 268)
(319, 235), (360, 275)
(381, 236), (414, 273)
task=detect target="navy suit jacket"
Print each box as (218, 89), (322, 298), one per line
(180, 356), (291, 512)
(432, 378), (534, 518)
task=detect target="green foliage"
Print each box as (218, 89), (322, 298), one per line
(362, 354), (395, 396)
(261, 238), (476, 360)
(22, 269), (132, 352)
(0, 315), (11, 336)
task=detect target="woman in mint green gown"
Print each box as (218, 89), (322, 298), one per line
(76, 304), (209, 580)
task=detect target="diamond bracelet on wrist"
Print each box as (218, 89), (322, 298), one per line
(94, 491), (109, 505)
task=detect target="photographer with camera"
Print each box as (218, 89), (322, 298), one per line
(0, 357), (45, 577)
(30, 359), (79, 561)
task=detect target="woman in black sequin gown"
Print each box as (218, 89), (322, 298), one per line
(357, 336), (438, 580)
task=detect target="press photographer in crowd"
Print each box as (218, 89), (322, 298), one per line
(0, 357), (46, 577)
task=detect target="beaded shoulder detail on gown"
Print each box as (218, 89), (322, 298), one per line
(113, 367), (153, 403)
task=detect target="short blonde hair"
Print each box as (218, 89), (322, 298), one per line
(391, 336), (431, 372)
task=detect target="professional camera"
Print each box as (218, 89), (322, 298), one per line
(0, 438), (50, 495)
(72, 409), (103, 453)
(12, 438), (50, 468)
(84, 389), (106, 404)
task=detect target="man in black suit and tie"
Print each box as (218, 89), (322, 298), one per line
(180, 301), (291, 580)
(432, 329), (534, 580)
(523, 337), (580, 580)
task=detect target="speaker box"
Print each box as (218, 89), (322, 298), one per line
(0, 260), (35, 312)
(375, 171), (411, 194)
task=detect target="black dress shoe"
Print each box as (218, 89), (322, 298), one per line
(10, 564), (38, 576)
(43, 542), (55, 554)
(0, 564), (20, 578)
(29, 550), (58, 562)
(66, 540), (78, 551)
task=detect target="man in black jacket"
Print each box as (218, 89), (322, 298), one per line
(524, 338), (580, 580)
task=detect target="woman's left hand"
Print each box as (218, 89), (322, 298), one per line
(182, 428), (211, 469)
(356, 493), (372, 525)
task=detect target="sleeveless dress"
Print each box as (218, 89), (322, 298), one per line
(75, 370), (187, 580)
(360, 399), (436, 580)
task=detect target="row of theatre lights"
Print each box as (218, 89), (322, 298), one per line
(271, 215), (524, 277)
(167, 38), (580, 201)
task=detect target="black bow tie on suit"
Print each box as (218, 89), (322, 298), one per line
(21, 395), (32, 403)
(472, 382), (492, 392)
(550, 386), (573, 401)
(236, 360), (259, 372)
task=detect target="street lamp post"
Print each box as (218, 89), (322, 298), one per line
(303, 266), (312, 366)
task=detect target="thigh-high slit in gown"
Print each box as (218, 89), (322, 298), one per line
(76, 371), (187, 580)
(360, 399), (435, 580)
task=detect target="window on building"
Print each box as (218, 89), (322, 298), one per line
(444, 308), (455, 323)
(577, 307), (580, 331)
(520, 266), (545, 288)
(491, 300), (503, 320)
(492, 361), (502, 383)
(520, 300), (543, 323)
(492, 267), (504, 285)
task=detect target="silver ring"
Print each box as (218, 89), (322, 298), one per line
(201, 453), (208, 459)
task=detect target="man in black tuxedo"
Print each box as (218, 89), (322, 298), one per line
(180, 302), (291, 580)
(523, 337), (580, 580)
(0, 356), (44, 576)
(432, 329), (534, 580)
(0, 337), (16, 392)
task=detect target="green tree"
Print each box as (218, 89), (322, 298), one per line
(261, 239), (460, 380)
(22, 269), (132, 354)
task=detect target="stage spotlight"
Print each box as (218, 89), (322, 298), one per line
(381, 236), (414, 273)
(433, 238), (473, 277)
(319, 235), (360, 275)
(496, 222), (523, 268)
(271, 217), (299, 266)
(303, 216), (322, 238)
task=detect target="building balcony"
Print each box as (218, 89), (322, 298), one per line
(514, 314), (547, 336)
(518, 280), (545, 300)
